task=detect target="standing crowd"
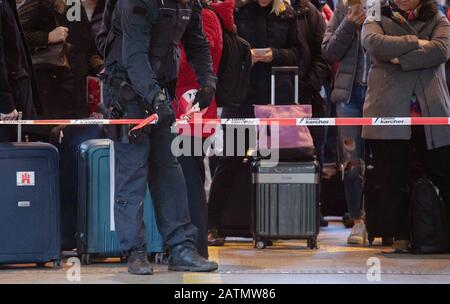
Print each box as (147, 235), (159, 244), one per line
(1, 0), (450, 275)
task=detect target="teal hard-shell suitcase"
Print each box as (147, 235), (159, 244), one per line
(76, 139), (164, 264)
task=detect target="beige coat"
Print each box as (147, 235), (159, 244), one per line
(362, 12), (450, 149)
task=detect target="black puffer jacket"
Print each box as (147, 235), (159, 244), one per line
(292, 0), (331, 103)
(0, 0), (40, 117)
(235, 0), (301, 106)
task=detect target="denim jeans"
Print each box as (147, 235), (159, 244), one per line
(336, 84), (367, 220)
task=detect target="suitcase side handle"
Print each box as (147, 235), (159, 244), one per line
(271, 66), (299, 106)
(17, 111), (23, 143)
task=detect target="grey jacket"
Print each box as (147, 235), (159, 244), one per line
(362, 12), (450, 149)
(322, 0), (368, 104)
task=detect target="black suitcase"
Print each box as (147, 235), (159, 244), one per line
(217, 158), (253, 238)
(49, 125), (104, 250)
(0, 142), (62, 268)
(320, 163), (347, 217)
(251, 159), (320, 249)
(364, 152), (394, 246)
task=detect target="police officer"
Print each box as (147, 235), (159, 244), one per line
(97, 0), (217, 275)
(0, 0), (39, 142)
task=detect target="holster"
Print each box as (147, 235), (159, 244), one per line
(101, 72), (153, 143)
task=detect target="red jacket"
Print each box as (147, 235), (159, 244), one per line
(175, 0), (235, 137)
(322, 4), (333, 24)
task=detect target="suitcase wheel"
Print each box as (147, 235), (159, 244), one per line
(255, 240), (266, 250)
(81, 254), (92, 265)
(307, 238), (319, 250)
(154, 252), (168, 265)
(53, 260), (63, 269)
(36, 262), (47, 268)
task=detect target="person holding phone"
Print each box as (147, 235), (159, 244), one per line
(322, 0), (370, 245)
(207, 0), (301, 246)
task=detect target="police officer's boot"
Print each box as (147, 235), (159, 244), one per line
(168, 243), (218, 272)
(127, 250), (153, 275)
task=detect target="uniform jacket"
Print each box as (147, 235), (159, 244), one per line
(102, 0), (216, 103)
(0, 0), (40, 116)
(361, 0), (450, 149)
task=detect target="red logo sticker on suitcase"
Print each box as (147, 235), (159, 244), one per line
(16, 172), (35, 186)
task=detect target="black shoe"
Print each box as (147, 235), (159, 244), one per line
(127, 250), (153, 275)
(208, 228), (225, 246)
(168, 244), (218, 272)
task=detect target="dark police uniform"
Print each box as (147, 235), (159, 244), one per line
(0, 0), (39, 141)
(99, 0), (216, 253)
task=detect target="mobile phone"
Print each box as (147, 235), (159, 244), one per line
(348, 0), (362, 6)
(253, 48), (270, 55)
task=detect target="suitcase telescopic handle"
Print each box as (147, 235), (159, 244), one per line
(271, 66), (299, 106)
(17, 111), (23, 143)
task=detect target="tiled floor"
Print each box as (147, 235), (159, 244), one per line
(1, 221), (450, 284)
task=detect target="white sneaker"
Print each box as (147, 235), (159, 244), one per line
(347, 223), (368, 244)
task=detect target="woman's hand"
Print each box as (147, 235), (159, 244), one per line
(390, 58), (400, 64)
(48, 26), (69, 44)
(0, 109), (19, 121)
(251, 49), (273, 64)
(418, 39), (430, 47)
(347, 5), (366, 25)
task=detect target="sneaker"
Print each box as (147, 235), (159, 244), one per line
(347, 223), (368, 244)
(208, 228), (225, 246)
(392, 240), (410, 253)
(168, 244), (219, 272)
(127, 250), (153, 275)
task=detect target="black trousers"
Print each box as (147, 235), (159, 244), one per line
(178, 145), (209, 259)
(208, 106), (254, 230)
(35, 69), (76, 119)
(367, 127), (450, 240)
(0, 127), (12, 142)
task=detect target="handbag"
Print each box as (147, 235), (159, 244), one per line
(253, 67), (316, 161)
(30, 13), (71, 70)
(254, 104), (315, 150)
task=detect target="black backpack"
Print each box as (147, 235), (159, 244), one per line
(212, 12), (252, 108)
(410, 178), (450, 254)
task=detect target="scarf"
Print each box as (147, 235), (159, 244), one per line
(388, 0), (421, 23)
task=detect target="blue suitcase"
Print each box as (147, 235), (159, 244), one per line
(76, 139), (164, 264)
(49, 125), (105, 250)
(0, 142), (62, 268)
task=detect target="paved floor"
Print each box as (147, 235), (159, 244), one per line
(1, 221), (450, 284)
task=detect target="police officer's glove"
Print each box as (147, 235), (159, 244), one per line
(151, 91), (175, 128)
(192, 86), (215, 110)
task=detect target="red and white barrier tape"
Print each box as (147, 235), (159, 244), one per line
(0, 116), (449, 127)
